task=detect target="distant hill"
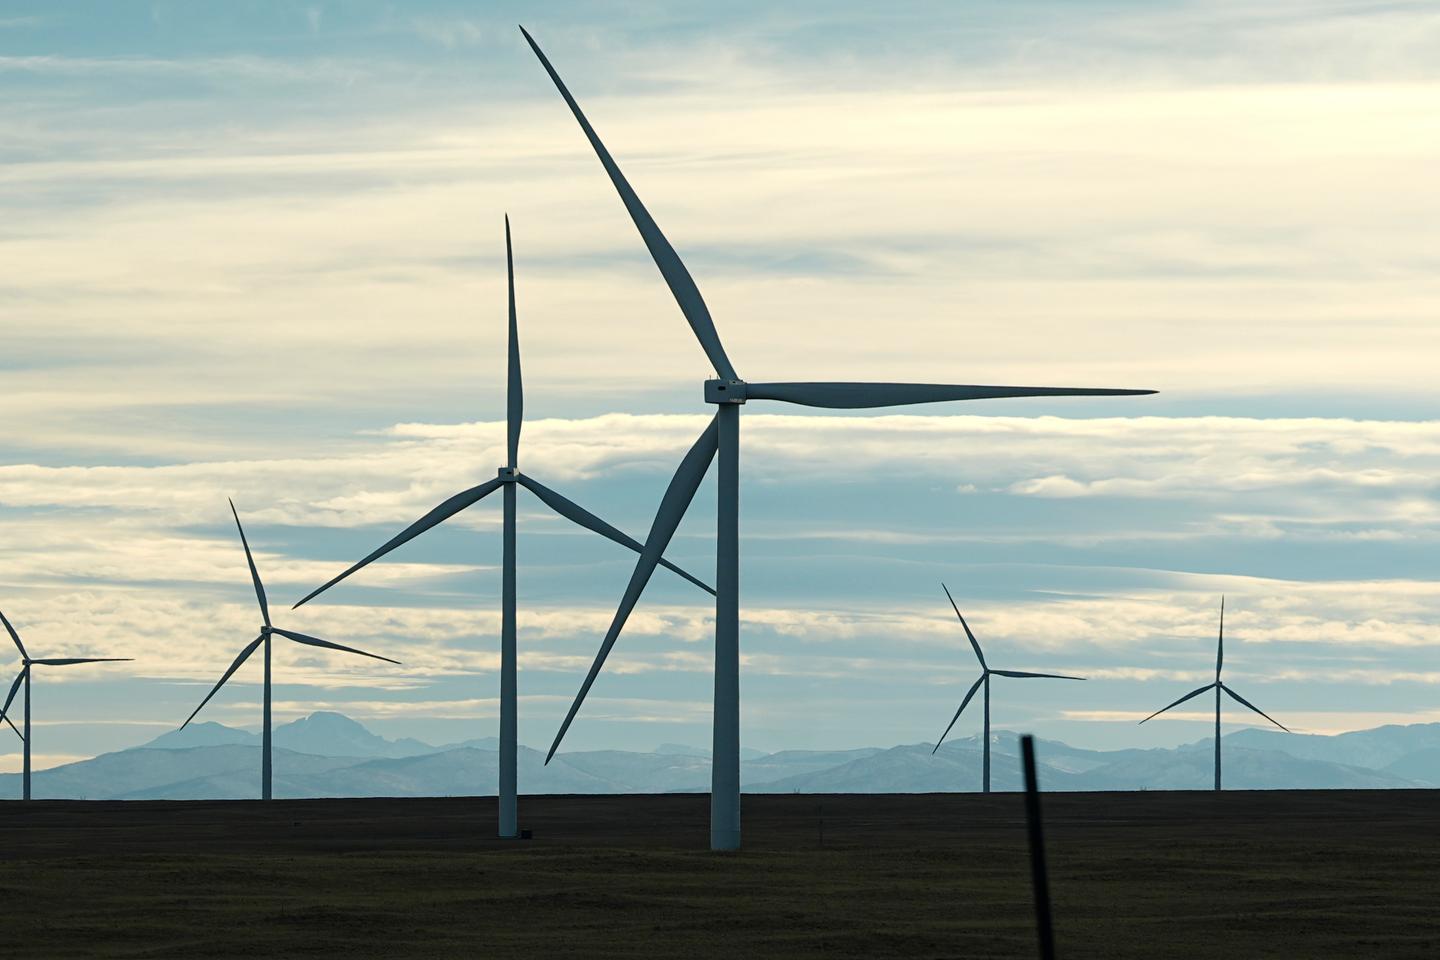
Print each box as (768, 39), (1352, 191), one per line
(1381, 747), (1440, 786)
(750, 742), (1083, 793)
(6, 713), (1440, 800)
(144, 712), (434, 759)
(1066, 743), (1414, 791)
(144, 721), (256, 750)
(1228, 723), (1440, 781)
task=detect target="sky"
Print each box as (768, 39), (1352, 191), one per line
(2, 0), (1440, 773)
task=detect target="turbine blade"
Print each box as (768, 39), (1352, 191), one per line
(230, 499), (270, 628)
(0, 667), (26, 723)
(292, 477), (504, 608)
(3, 713), (20, 740)
(1216, 596), (1225, 680)
(520, 26), (739, 381)
(1221, 685), (1289, 732)
(506, 214), (522, 468)
(746, 382), (1157, 409)
(518, 474), (716, 596)
(0, 608), (26, 659)
(1138, 683), (1216, 724)
(29, 658), (132, 666)
(545, 416), (720, 763)
(932, 674), (986, 754)
(270, 627), (401, 665)
(181, 636), (263, 730)
(941, 583), (986, 669)
(991, 670), (1085, 681)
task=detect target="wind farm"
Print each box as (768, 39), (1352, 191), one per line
(5, 3), (1440, 959)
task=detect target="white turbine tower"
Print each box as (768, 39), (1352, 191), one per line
(180, 501), (400, 800)
(1, 609), (131, 800)
(930, 585), (1085, 792)
(1140, 597), (1288, 790)
(292, 219), (712, 838)
(521, 26), (1156, 850)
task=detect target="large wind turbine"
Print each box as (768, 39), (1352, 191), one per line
(931, 585), (1085, 792)
(1140, 598), (1287, 790)
(521, 26), (1156, 850)
(1, 609), (130, 800)
(292, 219), (713, 838)
(181, 501), (399, 800)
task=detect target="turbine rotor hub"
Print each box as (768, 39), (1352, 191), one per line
(497, 466), (520, 483)
(704, 379), (747, 405)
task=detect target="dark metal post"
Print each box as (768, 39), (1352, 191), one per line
(1021, 734), (1055, 960)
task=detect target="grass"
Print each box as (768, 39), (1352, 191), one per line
(3, 790), (1438, 958)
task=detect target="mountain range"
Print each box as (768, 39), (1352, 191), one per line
(4, 711), (1438, 800)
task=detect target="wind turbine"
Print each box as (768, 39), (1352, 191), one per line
(931, 585), (1084, 792)
(1140, 597), (1287, 790)
(181, 501), (400, 801)
(292, 218), (713, 838)
(521, 26), (1156, 850)
(1, 609), (131, 800)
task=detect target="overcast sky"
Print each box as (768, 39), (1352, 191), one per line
(3, 1), (1440, 772)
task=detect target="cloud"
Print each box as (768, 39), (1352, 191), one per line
(409, 17), (487, 50)
(8, 412), (1440, 541)
(7, 1), (1440, 757)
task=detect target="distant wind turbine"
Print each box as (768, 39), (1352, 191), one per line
(931, 586), (1084, 792)
(292, 219), (713, 838)
(1140, 597), (1287, 790)
(1, 609), (131, 800)
(181, 501), (400, 800)
(521, 26), (1155, 849)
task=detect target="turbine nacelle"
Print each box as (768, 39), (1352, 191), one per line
(705, 379), (747, 404)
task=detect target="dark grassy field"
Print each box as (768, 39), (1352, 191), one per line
(3, 790), (1438, 958)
